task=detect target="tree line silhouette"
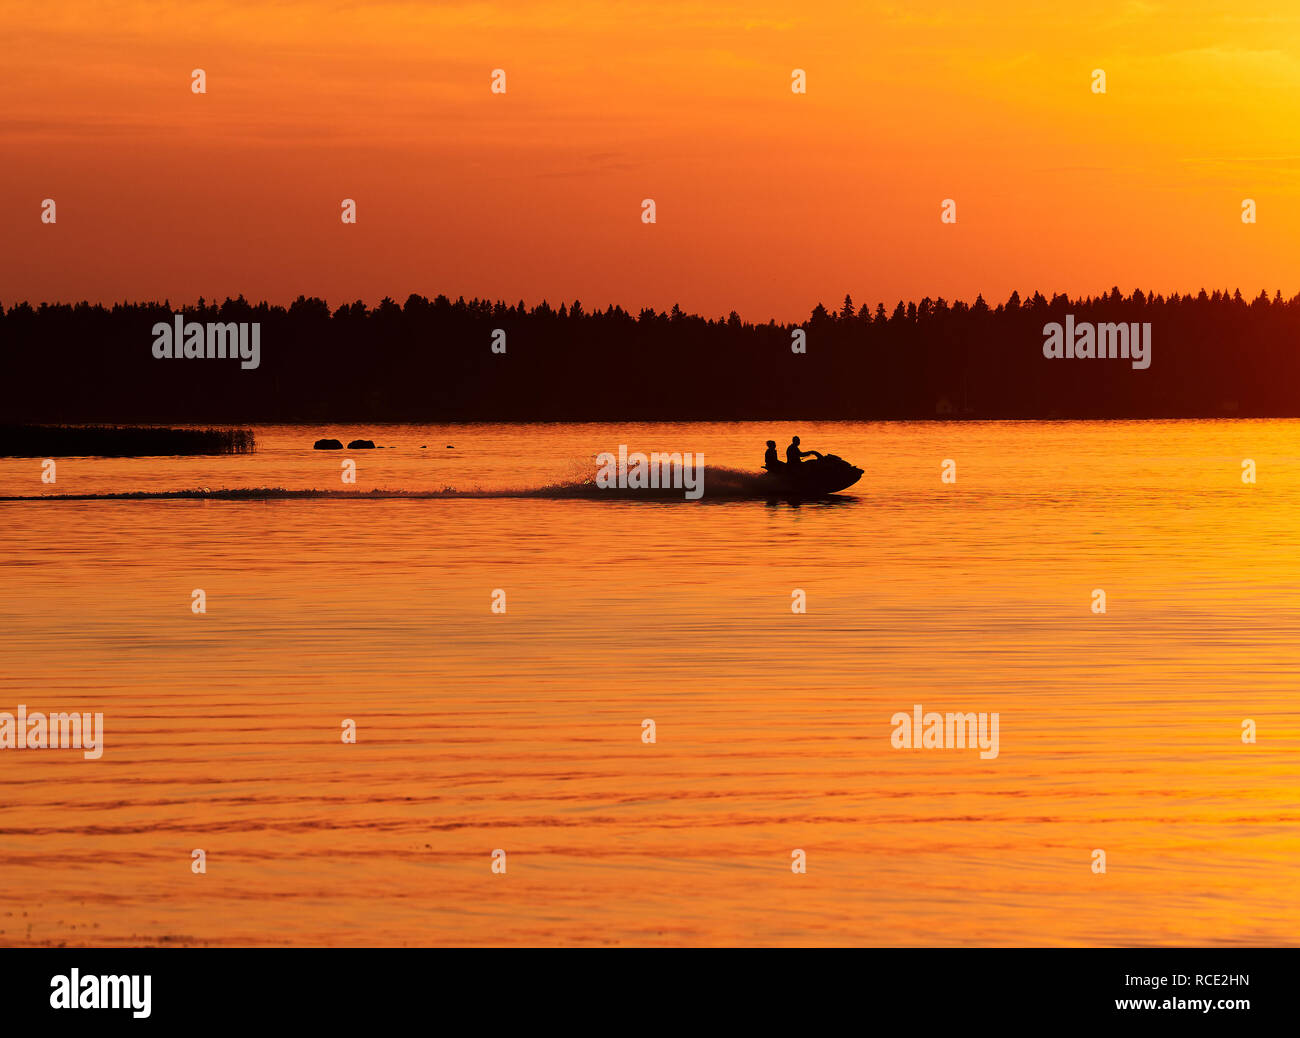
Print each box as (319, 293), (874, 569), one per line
(2, 288), (1297, 422)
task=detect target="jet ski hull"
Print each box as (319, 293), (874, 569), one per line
(760, 454), (864, 497)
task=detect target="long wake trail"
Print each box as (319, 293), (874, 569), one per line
(0, 467), (791, 502)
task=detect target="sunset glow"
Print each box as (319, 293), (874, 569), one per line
(5, 1), (1300, 317)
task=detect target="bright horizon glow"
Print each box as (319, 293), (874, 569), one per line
(3, 1), (1300, 320)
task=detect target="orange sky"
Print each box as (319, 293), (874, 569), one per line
(4, 1), (1300, 320)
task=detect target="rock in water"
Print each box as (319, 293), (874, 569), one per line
(347, 439), (376, 449)
(313, 438), (343, 450)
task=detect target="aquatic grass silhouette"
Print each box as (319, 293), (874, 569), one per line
(0, 424), (256, 457)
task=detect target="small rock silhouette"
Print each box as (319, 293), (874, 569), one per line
(347, 439), (376, 449)
(313, 438), (343, 450)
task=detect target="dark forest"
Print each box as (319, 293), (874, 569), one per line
(1, 288), (1295, 422)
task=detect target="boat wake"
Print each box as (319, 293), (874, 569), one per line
(0, 466), (860, 503)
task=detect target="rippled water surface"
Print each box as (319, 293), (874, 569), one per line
(1, 421), (1298, 945)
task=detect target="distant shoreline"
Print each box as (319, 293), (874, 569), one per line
(4, 290), (1297, 422)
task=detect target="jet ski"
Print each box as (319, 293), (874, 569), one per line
(760, 454), (864, 497)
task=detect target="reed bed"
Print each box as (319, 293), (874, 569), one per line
(0, 425), (256, 457)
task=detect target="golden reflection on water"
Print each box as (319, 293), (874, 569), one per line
(1, 421), (1298, 945)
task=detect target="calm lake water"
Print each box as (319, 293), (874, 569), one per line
(1, 421), (1298, 946)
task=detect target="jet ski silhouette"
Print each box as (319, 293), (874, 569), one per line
(761, 437), (864, 497)
(759, 453), (864, 496)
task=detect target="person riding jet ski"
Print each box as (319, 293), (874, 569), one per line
(785, 435), (822, 466)
(760, 436), (863, 496)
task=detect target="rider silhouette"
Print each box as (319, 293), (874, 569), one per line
(785, 435), (822, 466)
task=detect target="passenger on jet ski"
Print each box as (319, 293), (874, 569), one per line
(763, 440), (782, 471)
